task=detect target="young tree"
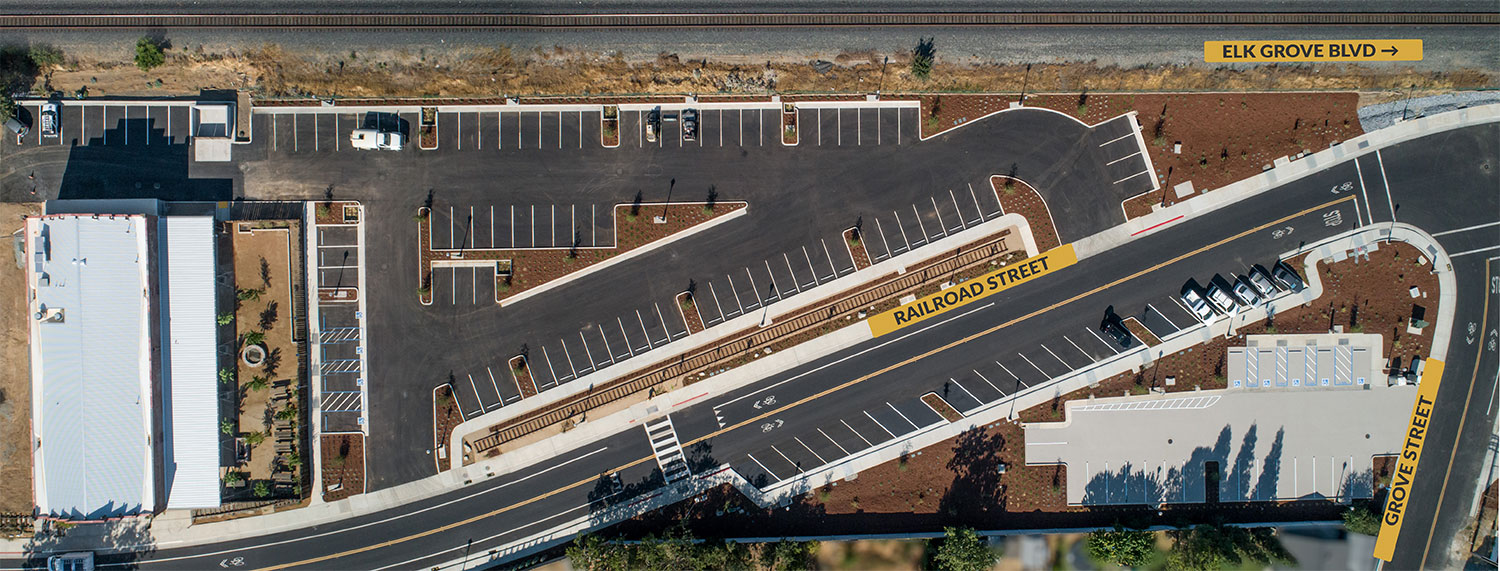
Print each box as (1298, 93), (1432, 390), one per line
(134, 37), (165, 71)
(932, 527), (995, 571)
(242, 330), (266, 347)
(760, 539), (819, 571)
(1342, 503), (1382, 536)
(29, 44), (64, 70)
(566, 534), (629, 571)
(1087, 526), (1158, 567)
(252, 481), (270, 498)
(247, 375), (270, 392)
(910, 37), (936, 80)
(1167, 524), (1294, 571)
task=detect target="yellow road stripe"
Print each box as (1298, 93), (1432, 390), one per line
(266, 195), (1351, 570)
(1415, 258), (1494, 565)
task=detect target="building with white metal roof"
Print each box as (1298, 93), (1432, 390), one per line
(25, 210), (222, 520)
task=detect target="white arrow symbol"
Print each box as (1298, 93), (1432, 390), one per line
(752, 401), (761, 410)
(1467, 336), (1476, 345)
(220, 560), (230, 568)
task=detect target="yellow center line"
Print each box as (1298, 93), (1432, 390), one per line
(1418, 257), (1494, 567)
(263, 195), (1351, 570)
(682, 196), (1355, 448)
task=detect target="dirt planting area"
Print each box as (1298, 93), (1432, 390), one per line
(676, 292), (705, 335)
(320, 434), (366, 502)
(990, 175), (1058, 251)
(229, 223), (304, 498)
(0, 203), (40, 517)
(431, 385), (464, 471)
(418, 202), (745, 305)
(1021, 241), (1438, 424)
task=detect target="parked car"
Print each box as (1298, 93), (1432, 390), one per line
(40, 102), (59, 138)
(1181, 285), (1218, 322)
(349, 128), (404, 151)
(645, 107), (660, 143)
(4, 116), (28, 140)
(1272, 261), (1305, 292)
(1100, 316), (1132, 348)
(1206, 282), (1238, 313)
(1248, 265), (1279, 297)
(1231, 276), (1262, 306)
(47, 552), (94, 571)
(682, 108), (698, 141)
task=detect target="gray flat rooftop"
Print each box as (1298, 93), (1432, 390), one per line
(1025, 381), (1417, 506)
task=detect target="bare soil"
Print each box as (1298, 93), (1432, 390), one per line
(432, 385), (463, 470)
(1020, 241), (1439, 424)
(676, 291), (705, 335)
(921, 393), (963, 423)
(0, 203), (41, 516)
(231, 225), (301, 487)
(1122, 317), (1162, 347)
(991, 175), (1058, 252)
(510, 356), (538, 399)
(782, 108), (799, 145)
(844, 228), (871, 270)
(320, 434), (365, 502)
(418, 202), (746, 305)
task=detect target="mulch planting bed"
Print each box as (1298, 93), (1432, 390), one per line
(314, 201), (359, 225)
(1020, 241), (1438, 424)
(781, 94), (868, 102)
(601, 106), (620, 147)
(914, 93), (1362, 220)
(510, 356), (538, 398)
(418, 202), (746, 304)
(1122, 317), (1163, 347)
(697, 94), (774, 103)
(432, 384), (464, 469)
(843, 227), (872, 270)
(921, 393), (963, 423)
(782, 107), (799, 145)
(320, 434), (365, 502)
(990, 175), (1059, 251)
(676, 291), (705, 335)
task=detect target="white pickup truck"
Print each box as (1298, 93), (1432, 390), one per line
(350, 128), (404, 151)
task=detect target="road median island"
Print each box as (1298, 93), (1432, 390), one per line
(991, 174), (1060, 251)
(455, 227), (1029, 465)
(416, 201), (746, 305)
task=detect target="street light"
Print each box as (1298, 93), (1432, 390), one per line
(1399, 84), (1416, 122)
(656, 178), (676, 224)
(877, 56), (890, 95)
(1018, 64), (1032, 106)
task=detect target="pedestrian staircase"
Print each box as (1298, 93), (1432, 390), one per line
(644, 416), (690, 483)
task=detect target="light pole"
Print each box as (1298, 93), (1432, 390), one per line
(877, 56), (890, 95)
(656, 178), (675, 224)
(1018, 63), (1032, 106)
(1399, 84), (1416, 121)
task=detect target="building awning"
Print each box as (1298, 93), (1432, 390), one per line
(163, 216), (221, 510)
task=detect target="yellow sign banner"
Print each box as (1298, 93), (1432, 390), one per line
(1372, 358), (1445, 561)
(1205, 40), (1422, 62)
(868, 244), (1077, 337)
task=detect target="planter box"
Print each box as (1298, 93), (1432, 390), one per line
(781, 103), (798, 146)
(601, 105), (620, 148)
(419, 107), (438, 150)
(676, 290), (705, 334)
(843, 226), (871, 270)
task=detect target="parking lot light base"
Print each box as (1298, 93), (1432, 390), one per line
(652, 216), (667, 224)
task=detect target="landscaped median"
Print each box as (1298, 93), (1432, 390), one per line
(990, 174), (1059, 251)
(416, 201), (747, 305)
(451, 221), (1033, 467)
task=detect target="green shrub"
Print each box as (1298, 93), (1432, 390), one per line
(134, 37), (165, 71)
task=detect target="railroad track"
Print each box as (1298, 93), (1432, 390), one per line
(468, 229), (1019, 455)
(0, 12), (1493, 29)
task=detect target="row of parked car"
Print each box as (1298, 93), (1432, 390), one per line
(5, 101), (60, 140)
(645, 107), (698, 143)
(1180, 261), (1304, 323)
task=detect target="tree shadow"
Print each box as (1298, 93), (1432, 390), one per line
(1251, 428), (1284, 501)
(258, 300), (279, 331)
(21, 518), (157, 569)
(56, 114), (232, 201)
(937, 427), (1007, 525)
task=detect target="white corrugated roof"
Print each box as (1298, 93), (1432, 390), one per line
(163, 216), (221, 509)
(29, 215), (155, 519)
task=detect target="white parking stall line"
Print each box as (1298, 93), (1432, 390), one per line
(820, 238), (842, 278)
(857, 108), (862, 145)
(759, 109), (765, 146)
(745, 453), (781, 483)
(292, 113), (298, 152)
(485, 368), (504, 408)
(497, 111), (502, 150)
(510, 206), (515, 247)
(1107, 151), (1141, 166)
(123, 105), (130, 146)
(654, 303), (675, 342)
(145, 105), (152, 146)
(932, 196), (954, 235)
(817, 108), (822, 145)
(1433, 221), (1500, 237)
(539, 347), (559, 388)
(617, 317), (638, 356)
(637, 110), (642, 147)
(456, 112), (461, 150)
(782, 254), (802, 294)
(765, 260), (785, 299)
(841, 419), (875, 447)
(949, 377), (981, 404)
(538, 111), (544, 148)
(1148, 303), (1181, 330)
(708, 281), (729, 320)
(450, 267), (455, 305)
(1087, 327), (1121, 354)
(974, 369), (1004, 396)
(864, 411), (897, 438)
(1041, 343), (1072, 368)
(1098, 131), (1135, 147)
(1112, 170), (1151, 185)
(892, 210), (914, 250)
(887, 402), (920, 430)
(471, 267), (477, 305)
(897, 108), (902, 145)
(551, 205), (556, 247)
(739, 109), (744, 147)
(599, 327), (623, 362)
(995, 360), (1019, 381)
(104, 106), (110, 145)
(448, 206), (455, 248)
(875, 218), (895, 258)
(466, 374), (485, 410)
(818, 429), (851, 456)
(966, 185), (986, 224)
(876, 108), (882, 145)
(1019, 352), (1049, 376)
(838, 109), (842, 145)
(633, 310), (655, 350)
(560, 340), (580, 379)
(912, 204), (932, 243)
(719, 110), (723, 147)
(726, 274), (750, 312)
(1064, 335), (1094, 362)
(580, 332), (600, 368)
(531, 205), (536, 247)
(744, 267), (767, 304)
(949, 189), (969, 230)
(579, 110), (584, 149)
(801, 246), (821, 287)
(591, 205), (597, 246)
(794, 437), (827, 465)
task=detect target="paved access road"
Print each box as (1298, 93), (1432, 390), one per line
(17, 123), (1491, 571)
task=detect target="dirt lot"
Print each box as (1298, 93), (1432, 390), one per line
(23, 41), (1491, 100)
(0, 203), (40, 516)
